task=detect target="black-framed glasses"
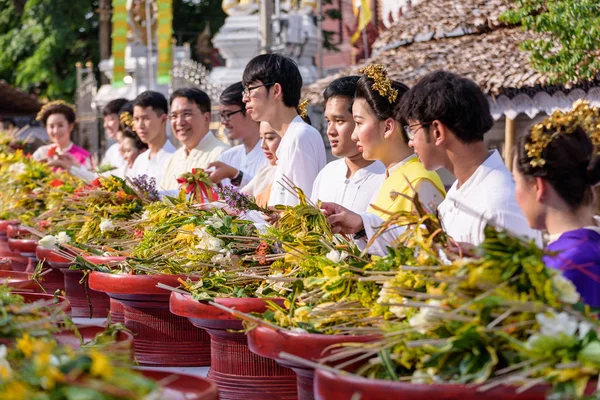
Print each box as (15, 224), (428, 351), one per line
(242, 82), (274, 98)
(404, 122), (431, 140)
(219, 109), (244, 121)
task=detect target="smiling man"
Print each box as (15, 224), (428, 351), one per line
(310, 76), (385, 212)
(160, 88), (230, 191)
(128, 91), (176, 186)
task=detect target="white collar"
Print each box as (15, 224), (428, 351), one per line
(386, 154), (417, 177)
(452, 150), (504, 194)
(56, 142), (74, 154)
(547, 222), (600, 244)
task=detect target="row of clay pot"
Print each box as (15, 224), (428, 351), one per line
(0, 222), (573, 400)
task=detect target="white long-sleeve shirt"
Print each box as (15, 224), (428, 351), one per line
(217, 140), (268, 187)
(268, 116), (327, 207)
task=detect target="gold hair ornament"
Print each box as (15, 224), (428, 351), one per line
(119, 112), (135, 132)
(298, 99), (309, 119)
(359, 64), (398, 104)
(525, 99), (600, 167)
(36, 100), (76, 122)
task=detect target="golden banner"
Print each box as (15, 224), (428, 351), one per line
(111, 0), (128, 87)
(156, 0), (173, 85)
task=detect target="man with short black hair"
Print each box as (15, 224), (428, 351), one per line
(207, 82), (267, 187)
(129, 91), (176, 186)
(311, 76), (385, 212)
(242, 54), (326, 206)
(102, 98), (128, 169)
(398, 70), (540, 245)
(160, 88), (229, 191)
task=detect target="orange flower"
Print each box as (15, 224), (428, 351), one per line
(46, 146), (57, 158)
(49, 179), (64, 188)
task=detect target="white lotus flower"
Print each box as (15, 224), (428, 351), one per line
(38, 235), (58, 250)
(409, 300), (442, 334)
(553, 274), (580, 304)
(56, 231), (71, 244)
(99, 219), (115, 233)
(194, 227), (224, 252)
(537, 311), (578, 337)
(326, 249), (348, 263)
(8, 162), (26, 174)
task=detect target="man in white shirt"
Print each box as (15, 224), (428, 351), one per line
(242, 54), (327, 206)
(207, 82), (268, 188)
(160, 88), (230, 191)
(129, 91), (176, 187)
(311, 76), (385, 213)
(101, 98), (128, 169)
(399, 71), (541, 246)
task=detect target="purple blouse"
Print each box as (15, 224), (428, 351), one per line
(543, 228), (600, 307)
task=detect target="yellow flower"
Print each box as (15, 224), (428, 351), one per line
(0, 381), (28, 400)
(89, 350), (113, 379)
(16, 334), (34, 358)
(0, 364), (12, 380)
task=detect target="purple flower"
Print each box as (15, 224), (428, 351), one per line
(131, 175), (159, 201)
(216, 186), (267, 213)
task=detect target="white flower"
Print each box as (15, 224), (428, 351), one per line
(536, 311), (578, 337)
(32, 188), (43, 195)
(141, 210), (150, 220)
(99, 219), (115, 233)
(207, 215), (224, 229)
(326, 249), (348, 263)
(56, 231), (71, 244)
(376, 281), (406, 319)
(579, 321), (594, 340)
(553, 274), (580, 304)
(8, 162), (26, 174)
(409, 300), (442, 334)
(194, 227), (224, 252)
(0, 345), (12, 379)
(211, 251), (232, 265)
(38, 235), (58, 250)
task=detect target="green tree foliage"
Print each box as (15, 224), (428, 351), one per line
(0, 0), (100, 101)
(502, 0), (600, 84)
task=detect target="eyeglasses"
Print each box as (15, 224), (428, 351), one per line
(404, 123), (431, 140)
(242, 82), (274, 98)
(169, 111), (199, 121)
(219, 109), (244, 122)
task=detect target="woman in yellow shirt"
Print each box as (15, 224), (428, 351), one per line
(322, 64), (445, 238)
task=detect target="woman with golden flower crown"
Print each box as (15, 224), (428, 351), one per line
(513, 100), (600, 307)
(322, 64), (445, 250)
(32, 101), (92, 169)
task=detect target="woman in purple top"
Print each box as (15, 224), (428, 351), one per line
(512, 101), (600, 307)
(32, 101), (92, 169)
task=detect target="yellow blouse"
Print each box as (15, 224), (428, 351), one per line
(367, 156), (446, 220)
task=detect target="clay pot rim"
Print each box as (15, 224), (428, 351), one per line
(89, 271), (187, 295)
(140, 370), (218, 399)
(55, 326), (134, 345)
(169, 291), (277, 321)
(36, 246), (73, 265)
(82, 255), (127, 264)
(251, 324), (379, 342)
(0, 220), (19, 233)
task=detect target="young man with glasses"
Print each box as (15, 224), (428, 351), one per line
(242, 54), (326, 206)
(129, 91), (177, 187)
(160, 88), (230, 191)
(399, 71), (540, 246)
(207, 82), (268, 187)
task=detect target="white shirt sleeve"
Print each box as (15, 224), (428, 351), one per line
(69, 165), (97, 183)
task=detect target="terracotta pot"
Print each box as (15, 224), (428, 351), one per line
(312, 369), (598, 400)
(247, 327), (378, 400)
(141, 370), (218, 400)
(89, 272), (211, 367)
(0, 220), (19, 234)
(0, 258), (12, 271)
(0, 220), (18, 253)
(8, 238), (38, 256)
(62, 269), (110, 318)
(36, 246), (74, 269)
(0, 270), (38, 291)
(110, 298), (124, 323)
(80, 255), (126, 322)
(55, 326), (133, 351)
(170, 292), (297, 400)
(6, 224), (28, 239)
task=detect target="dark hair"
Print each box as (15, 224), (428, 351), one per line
(323, 76), (360, 112)
(242, 54), (302, 108)
(38, 103), (76, 126)
(169, 88), (211, 113)
(133, 91), (169, 115)
(121, 126), (148, 152)
(220, 82), (245, 114)
(517, 127), (600, 211)
(103, 98), (129, 117)
(355, 75), (410, 142)
(118, 102), (133, 117)
(397, 71), (494, 144)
